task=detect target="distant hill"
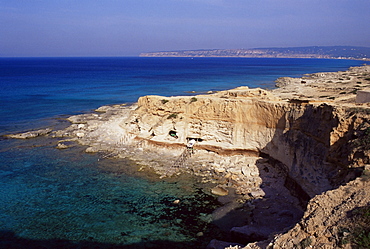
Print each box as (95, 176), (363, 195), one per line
(140, 46), (370, 60)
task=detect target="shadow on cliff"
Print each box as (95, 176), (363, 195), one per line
(213, 104), (347, 245)
(223, 103), (367, 245)
(221, 155), (306, 245)
(0, 230), (215, 249)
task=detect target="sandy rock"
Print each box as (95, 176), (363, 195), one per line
(86, 147), (99, 153)
(211, 186), (229, 196)
(56, 143), (69, 149)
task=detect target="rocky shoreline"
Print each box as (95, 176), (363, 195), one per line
(6, 65), (370, 248)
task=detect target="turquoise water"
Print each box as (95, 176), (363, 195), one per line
(0, 57), (365, 248)
(0, 137), (222, 248)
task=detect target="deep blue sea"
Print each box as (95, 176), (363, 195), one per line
(0, 57), (365, 248)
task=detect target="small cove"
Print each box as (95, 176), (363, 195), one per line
(0, 136), (227, 248)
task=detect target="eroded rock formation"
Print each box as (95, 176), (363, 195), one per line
(118, 86), (369, 198)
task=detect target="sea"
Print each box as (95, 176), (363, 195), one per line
(0, 57), (365, 248)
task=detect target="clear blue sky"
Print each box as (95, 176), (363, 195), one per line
(1, 0), (369, 57)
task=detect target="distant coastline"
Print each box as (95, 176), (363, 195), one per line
(140, 46), (370, 61)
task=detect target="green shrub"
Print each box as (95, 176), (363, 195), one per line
(362, 128), (370, 150)
(339, 206), (370, 248)
(167, 113), (178, 119)
(161, 99), (169, 104)
(190, 97), (197, 103)
(354, 231), (370, 248)
(297, 237), (312, 248)
(348, 108), (370, 115)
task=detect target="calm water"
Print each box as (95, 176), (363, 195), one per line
(0, 57), (365, 248)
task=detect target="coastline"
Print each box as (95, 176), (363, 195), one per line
(140, 55), (370, 62)
(139, 46), (370, 61)
(5, 65), (370, 248)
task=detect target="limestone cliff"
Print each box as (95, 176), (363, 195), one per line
(118, 87), (369, 199)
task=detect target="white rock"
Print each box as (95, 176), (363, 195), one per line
(241, 166), (251, 176)
(250, 188), (265, 198)
(214, 167), (226, 173)
(76, 132), (85, 138)
(227, 167), (240, 174)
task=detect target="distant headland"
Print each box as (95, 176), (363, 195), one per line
(140, 46), (370, 60)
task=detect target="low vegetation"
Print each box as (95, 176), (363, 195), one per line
(167, 113), (178, 119)
(339, 205), (370, 248)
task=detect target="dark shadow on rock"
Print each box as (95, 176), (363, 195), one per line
(228, 155), (305, 245)
(227, 103), (369, 245)
(210, 103), (355, 245)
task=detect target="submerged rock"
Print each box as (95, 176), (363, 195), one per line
(56, 143), (69, 149)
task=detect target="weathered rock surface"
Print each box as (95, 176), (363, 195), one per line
(243, 175), (370, 249)
(274, 64), (370, 104)
(356, 89), (370, 103)
(5, 128), (52, 139)
(211, 186), (229, 196)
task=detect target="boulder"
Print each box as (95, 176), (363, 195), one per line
(211, 186), (229, 196)
(356, 89), (370, 103)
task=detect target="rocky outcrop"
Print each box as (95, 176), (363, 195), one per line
(242, 173), (370, 249)
(5, 128), (52, 139)
(116, 86), (369, 198)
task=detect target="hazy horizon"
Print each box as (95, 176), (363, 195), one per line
(1, 0), (369, 57)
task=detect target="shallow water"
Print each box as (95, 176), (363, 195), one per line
(0, 136), (224, 248)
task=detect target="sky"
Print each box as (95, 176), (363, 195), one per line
(0, 0), (369, 57)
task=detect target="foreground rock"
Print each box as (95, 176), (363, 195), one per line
(6, 65), (370, 248)
(242, 174), (370, 249)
